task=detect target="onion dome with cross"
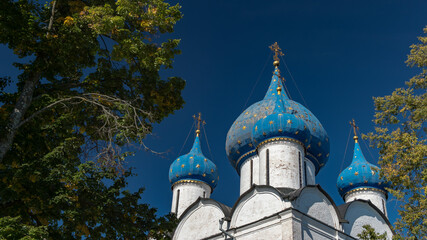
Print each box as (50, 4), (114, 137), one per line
(169, 113), (219, 190)
(225, 43), (330, 174)
(337, 120), (388, 198)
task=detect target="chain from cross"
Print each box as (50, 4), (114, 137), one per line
(269, 42), (284, 62)
(193, 113), (206, 136)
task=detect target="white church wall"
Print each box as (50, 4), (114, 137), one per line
(293, 187), (340, 230)
(239, 155), (259, 195)
(226, 209), (354, 240)
(345, 189), (387, 216)
(171, 181), (211, 218)
(258, 140), (305, 189)
(173, 200), (226, 240)
(231, 186), (290, 228)
(304, 159), (316, 185)
(342, 201), (392, 240)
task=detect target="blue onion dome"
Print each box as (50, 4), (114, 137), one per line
(226, 62), (330, 174)
(337, 135), (388, 198)
(169, 132), (218, 190)
(225, 68), (281, 173)
(252, 67), (310, 147)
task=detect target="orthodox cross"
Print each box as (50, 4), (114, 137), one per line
(269, 42), (284, 64)
(349, 119), (359, 142)
(193, 112), (206, 136)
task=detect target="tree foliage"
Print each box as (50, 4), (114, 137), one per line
(357, 225), (387, 240)
(367, 26), (427, 239)
(0, 0), (184, 238)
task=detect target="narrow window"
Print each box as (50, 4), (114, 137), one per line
(266, 149), (270, 185)
(250, 159), (253, 185)
(299, 152), (302, 188)
(304, 161), (308, 186)
(203, 191), (206, 198)
(175, 189), (180, 215)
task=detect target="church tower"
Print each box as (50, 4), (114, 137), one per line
(168, 113), (218, 218)
(337, 120), (389, 216)
(225, 43), (330, 194)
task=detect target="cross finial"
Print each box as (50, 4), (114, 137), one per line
(269, 42), (284, 66)
(193, 113), (206, 137)
(349, 119), (359, 143)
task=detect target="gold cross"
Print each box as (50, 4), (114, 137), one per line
(349, 119), (359, 142)
(193, 112), (206, 136)
(269, 42), (284, 63)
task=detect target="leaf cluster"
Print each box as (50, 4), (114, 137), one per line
(0, 0), (184, 238)
(366, 26), (427, 239)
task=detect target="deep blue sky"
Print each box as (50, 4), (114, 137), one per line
(1, 0), (426, 227)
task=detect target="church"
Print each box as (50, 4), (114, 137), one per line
(167, 43), (393, 240)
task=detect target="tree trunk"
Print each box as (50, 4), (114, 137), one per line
(0, 72), (40, 162)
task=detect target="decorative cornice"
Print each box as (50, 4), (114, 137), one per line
(171, 179), (212, 193)
(235, 149), (256, 168)
(345, 187), (388, 198)
(256, 137), (304, 151)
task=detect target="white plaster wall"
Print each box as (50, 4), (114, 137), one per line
(345, 189), (387, 217)
(293, 188), (340, 229)
(171, 182), (211, 218)
(239, 155), (259, 195)
(258, 140), (305, 189)
(304, 159), (315, 185)
(173, 202), (224, 240)
(343, 201), (392, 239)
(227, 209), (353, 240)
(231, 188), (289, 227)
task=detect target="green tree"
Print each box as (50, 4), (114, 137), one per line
(367, 26), (427, 239)
(0, 0), (183, 238)
(357, 225), (387, 240)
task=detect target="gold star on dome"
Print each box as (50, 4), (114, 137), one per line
(196, 164), (200, 168)
(348, 167), (352, 170)
(371, 170), (376, 175)
(203, 173), (206, 177)
(269, 120), (274, 125)
(211, 169), (214, 173)
(295, 131), (299, 135)
(318, 141), (321, 147)
(350, 183), (353, 186)
(212, 180), (215, 183)
(242, 126), (247, 130)
(253, 114), (257, 117)
(278, 129), (283, 132)
(287, 119), (292, 124)
(355, 172), (359, 176)
(181, 164), (185, 168)
(176, 174), (178, 177)
(340, 176), (343, 180)
(204, 158), (207, 162)
(188, 173), (192, 175)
